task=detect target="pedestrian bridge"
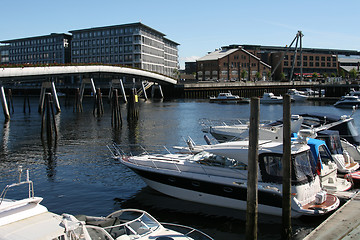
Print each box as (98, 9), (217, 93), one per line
(0, 65), (177, 85)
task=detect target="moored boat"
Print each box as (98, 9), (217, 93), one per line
(0, 168), (213, 240)
(260, 92), (283, 104)
(334, 95), (360, 108)
(109, 138), (340, 218)
(209, 92), (249, 103)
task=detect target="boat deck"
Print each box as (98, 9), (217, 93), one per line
(304, 191), (360, 240)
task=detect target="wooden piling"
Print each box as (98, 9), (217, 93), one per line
(111, 89), (122, 128)
(23, 90), (31, 113)
(7, 89), (14, 114)
(41, 93), (57, 144)
(0, 86), (10, 121)
(282, 94), (292, 239)
(93, 88), (104, 117)
(73, 88), (83, 112)
(127, 88), (139, 121)
(246, 97), (260, 240)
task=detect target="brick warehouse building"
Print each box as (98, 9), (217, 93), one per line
(196, 46), (271, 81)
(241, 44), (360, 80)
(198, 44), (360, 81)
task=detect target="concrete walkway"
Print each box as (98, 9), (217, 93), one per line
(304, 191), (360, 240)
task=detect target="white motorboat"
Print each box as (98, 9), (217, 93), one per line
(334, 95), (360, 108)
(109, 138), (340, 218)
(202, 115), (304, 143)
(260, 92), (283, 104)
(0, 168), (213, 240)
(209, 92), (249, 103)
(287, 89), (308, 102)
(306, 137), (352, 192)
(315, 130), (359, 173)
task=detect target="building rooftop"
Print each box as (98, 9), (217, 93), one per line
(1, 33), (71, 43)
(197, 48), (238, 61)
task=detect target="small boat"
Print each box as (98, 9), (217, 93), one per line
(109, 138), (340, 218)
(334, 95), (360, 108)
(260, 92), (283, 104)
(287, 89), (308, 102)
(209, 92), (249, 103)
(0, 168), (213, 240)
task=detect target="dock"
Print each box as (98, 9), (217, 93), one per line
(304, 191), (360, 240)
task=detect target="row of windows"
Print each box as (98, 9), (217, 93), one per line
(72, 54), (134, 63)
(285, 55), (337, 62)
(72, 45), (135, 56)
(284, 61), (337, 67)
(10, 45), (65, 54)
(72, 36), (135, 48)
(10, 52), (63, 61)
(9, 37), (65, 46)
(73, 27), (138, 39)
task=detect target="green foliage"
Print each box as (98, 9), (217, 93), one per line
(349, 68), (358, 79)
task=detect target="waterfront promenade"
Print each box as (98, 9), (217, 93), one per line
(304, 191), (360, 239)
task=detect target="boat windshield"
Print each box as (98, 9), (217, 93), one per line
(260, 150), (316, 185)
(101, 210), (160, 238)
(292, 150), (317, 184)
(192, 151), (247, 169)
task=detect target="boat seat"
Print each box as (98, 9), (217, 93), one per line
(85, 216), (117, 227)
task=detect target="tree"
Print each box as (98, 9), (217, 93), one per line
(312, 72), (319, 82)
(266, 71), (271, 81)
(255, 72), (261, 81)
(331, 72), (336, 78)
(349, 68), (358, 79)
(240, 69), (247, 81)
(280, 72), (286, 81)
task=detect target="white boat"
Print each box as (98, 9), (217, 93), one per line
(109, 138), (340, 218)
(315, 130), (359, 173)
(202, 115), (304, 143)
(0, 168), (213, 240)
(334, 95), (360, 108)
(209, 92), (249, 103)
(260, 92), (283, 104)
(287, 89), (308, 102)
(306, 137), (352, 192)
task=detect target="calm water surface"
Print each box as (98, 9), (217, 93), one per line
(0, 96), (358, 239)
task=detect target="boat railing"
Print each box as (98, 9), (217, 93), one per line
(0, 167), (34, 205)
(161, 222), (214, 240)
(108, 143), (183, 172)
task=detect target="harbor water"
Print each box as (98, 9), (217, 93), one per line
(0, 96), (358, 239)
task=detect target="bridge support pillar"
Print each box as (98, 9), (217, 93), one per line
(50, 80), (61, 113)
(121, 77), (127, 103)
(79, 78), (97, 104)
(0, 86), (10, 121)
(38, 81), (60, 113)
(141, 81), (148, 101)
(151, 83), (164, 99)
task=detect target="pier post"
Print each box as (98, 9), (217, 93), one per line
(38, 82), (47, 113)
(246, 97), (259, 240)
(0, 86), (10, 121)
(73, 88), (83, 112)
(93, 88), (104, 117)
(127, 88), (139, 121)
(111, 89), (122, 128)
(23, 90), (30, 113)
(141, 81), (148, 101)
(41, 93), (57, 144)
(7, 89), (14, 114)
(282, 94), (292, 239)
(158, 84), (164, 99)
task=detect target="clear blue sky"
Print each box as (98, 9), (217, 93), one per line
(2, 0), (360, 68)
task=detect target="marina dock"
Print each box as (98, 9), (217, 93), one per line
(304, 191), (360, 240)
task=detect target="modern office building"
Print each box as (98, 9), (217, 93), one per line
(0, 44), (10, 64)
(196, 46), (271, 81)
(69, 22), (179, 78)
(1, 33), (72, 64)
